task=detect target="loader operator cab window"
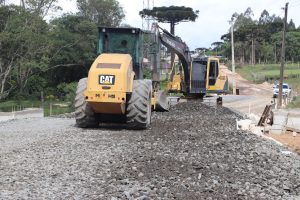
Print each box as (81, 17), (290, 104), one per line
(104, 34), (109, 52)
(209, 60), (219, 86)
(121, 40), (128, 47)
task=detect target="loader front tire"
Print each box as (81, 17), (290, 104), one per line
(126, 80), (152, 129)
(74, 78), (98, 128)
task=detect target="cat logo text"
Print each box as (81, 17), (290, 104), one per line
(99, 75), (115, 85)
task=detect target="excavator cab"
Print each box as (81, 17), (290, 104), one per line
(208, 59), (218, 85)
(206, 57), (229, 94)
(189, 57), (228, 96)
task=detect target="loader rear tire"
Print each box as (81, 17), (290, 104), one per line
(74, 78), (99, 128)
(126, 80), (152, 129)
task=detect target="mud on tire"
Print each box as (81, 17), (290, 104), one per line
(74, 78), (98, 128)
(126, 79), (152, 129)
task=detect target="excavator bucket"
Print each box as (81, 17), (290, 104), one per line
(154, 90), (170, 112)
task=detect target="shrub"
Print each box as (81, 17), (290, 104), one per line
(56, 82), (77, 103)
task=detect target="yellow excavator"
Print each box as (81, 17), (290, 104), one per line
(150, 23), (228, 97)
(167, 56), (229, 96)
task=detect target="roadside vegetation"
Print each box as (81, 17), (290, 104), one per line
(0, 100), (73, 116)
(0, 0), (125, 106)
(236, 63), (300, 83)
(211, 7), (300, 108)
(236, 64), (300, 108)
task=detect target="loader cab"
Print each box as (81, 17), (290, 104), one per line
(97, 27), (144, 79)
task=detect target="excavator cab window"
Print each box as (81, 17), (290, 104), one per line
(190, 60), (207, 93)
(209, 61), (219, 86)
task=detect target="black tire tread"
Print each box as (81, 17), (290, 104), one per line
(74, 78), (98, 128)
(126, 80), (152, 129)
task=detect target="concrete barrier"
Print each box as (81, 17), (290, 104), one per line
(236, 119), (252, 130)
(270, 110), (288, 134)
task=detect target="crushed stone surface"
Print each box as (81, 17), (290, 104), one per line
(0, 101), (300, 199)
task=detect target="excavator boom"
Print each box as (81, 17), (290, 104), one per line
(151, 23), (191, 93)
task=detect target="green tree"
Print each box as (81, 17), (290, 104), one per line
(221, 8), (286, 65)
(20, 0), (60, 17)
(258, 10), (272, 25)
(140, 6), (198, 67)
(272, 31), (300, 62)
(46, 14), (97, 85)
(139, 6), (198, 35)
(259, 42), (273, 63)
(287, 19), (296, 31)
(0, 5), (50, 99)
(77, 0), (124, 27)
(230, 8), (256, 65)
(211, 42), (224, 55)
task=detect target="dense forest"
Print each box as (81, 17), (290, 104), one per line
(0, 1), (299, 102)
(218, 8), (300, 66)
(0, 0), (124, 101)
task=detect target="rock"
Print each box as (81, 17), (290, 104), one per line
(132, 166), (137, 171)
(198, 173), (202, 180)
(1, 101), (300, 200)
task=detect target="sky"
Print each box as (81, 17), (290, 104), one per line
(8, 0), (300, 50)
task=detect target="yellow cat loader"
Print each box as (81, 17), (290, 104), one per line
(74, 27), (168, 129)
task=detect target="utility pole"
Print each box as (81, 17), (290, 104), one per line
(229, 20), (236, 95)
(230, 20), (236, 73)
(142, 0), (154, 31)
(278, 2), (288, 108)
(20, 0), (25, 8)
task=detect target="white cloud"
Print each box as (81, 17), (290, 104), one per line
(6, 0), (300, 49)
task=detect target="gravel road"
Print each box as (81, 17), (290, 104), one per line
(1, 101), (300, 199)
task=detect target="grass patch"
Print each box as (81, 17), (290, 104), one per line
(237, 63), (300, 92)
(237, 63), (300, 83)
(0, 100), (41, 112)
(287, 96), (300, 108)
(43, 102), (73, 116)
(236, 63), (300, 108)
(160, 80), (169, 90)
(0, 100), (73, 116)
(285, 78), (300, 93)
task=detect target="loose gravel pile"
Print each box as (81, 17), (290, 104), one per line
(1, 101), (300, 199)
